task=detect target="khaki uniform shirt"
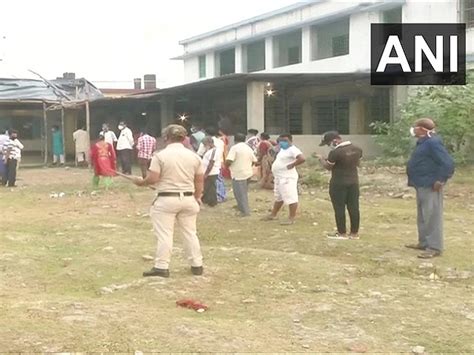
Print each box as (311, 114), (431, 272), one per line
(149, 142), (204, 193)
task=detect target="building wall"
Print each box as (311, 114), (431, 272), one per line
(182, 0), (471, 83)
(184, 57), (200, 83)
(291, 134), (381, 158)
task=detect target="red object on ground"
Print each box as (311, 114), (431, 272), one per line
(176, 299), (209, 311)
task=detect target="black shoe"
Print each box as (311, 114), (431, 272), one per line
(143, 267), (169, 278)
(191, 266), (203, 276)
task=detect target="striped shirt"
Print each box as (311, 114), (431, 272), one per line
(2, 138), (24, 160)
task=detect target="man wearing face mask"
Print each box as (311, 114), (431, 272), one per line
(263, 134), (305, 225)
(317, 131), (363, 240)
(100, 123), (118, 147)
(116, 121), (134, 175)
(406, 118), (454, 259)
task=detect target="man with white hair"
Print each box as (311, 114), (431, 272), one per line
(406, 118), (454, 259)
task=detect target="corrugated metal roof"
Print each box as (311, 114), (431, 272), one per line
(0, 77), (103, 102)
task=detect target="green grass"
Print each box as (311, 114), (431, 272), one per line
(0, 165), (473, 352)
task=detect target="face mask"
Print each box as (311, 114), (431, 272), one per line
(410, 127), (416, 137)
(118, 125), (124, 130)
(279, 141), (290, 150)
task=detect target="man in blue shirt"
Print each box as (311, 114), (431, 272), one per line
(406, 118), (454, 258)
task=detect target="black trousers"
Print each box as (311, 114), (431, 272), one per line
(202, 175), (218, 207)
(118, 149), (133, 174)
(329, 182), (360, 234)
(2, 159), (18, 187)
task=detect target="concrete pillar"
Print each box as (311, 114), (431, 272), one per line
(301, 26), (312, 63)
(160, 96), (175, 132)
(214, 52), (221, 77)
(349, 97), (367, 134)
(235, 44), (243, 73)
(206, 52), (215, 79)
(265, 37), (274, 70)
(246, 82), (265, 133)
(391, 85), (408, 122)
(302, 100), (312, 134)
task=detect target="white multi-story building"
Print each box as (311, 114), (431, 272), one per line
(165, 0), (473, 154)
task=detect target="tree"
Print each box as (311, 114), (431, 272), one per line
(371, 72), (474, 163)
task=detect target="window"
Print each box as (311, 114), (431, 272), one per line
(287, 46), (301, 65)
(288, 102), (303, 135)
(246, 40), (265, 72)
(383, 7), (402, 23)
(332, 34), (349, 57)
(218, 48), (235, 76)
(462, 0), (474, 28)
(313, 18), (350, 60)
(198, 55), (206, 78)
(311, 98), (349, 134)
(274, 30), (302, 67)
(367, 89), (391, 132)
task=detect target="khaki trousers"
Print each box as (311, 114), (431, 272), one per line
(150, 195), (203, 269)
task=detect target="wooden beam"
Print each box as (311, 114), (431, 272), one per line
(43, 102), (48, 165)
(61, 106), (66, 163)
(85, 100), (91, 145)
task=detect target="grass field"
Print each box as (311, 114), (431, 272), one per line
(0, 162), (473, 353)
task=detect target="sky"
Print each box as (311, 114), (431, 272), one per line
(0, 0), (298, 88)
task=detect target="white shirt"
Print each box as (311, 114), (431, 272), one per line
(0, 133), (9, 153)
(116, 127), (134, 150)
(272, 145), (303, 179)
(73, 129), (90, 152)
(101, 130), (117, 146)
(226, 142), (257, 180)
(197, 137), (224, 162)
(202, 147), (221, 176)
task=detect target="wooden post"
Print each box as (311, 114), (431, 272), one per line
(43, 102), (48, 165)
(85, 100), (91, 143)
(61, 106), (66, 163)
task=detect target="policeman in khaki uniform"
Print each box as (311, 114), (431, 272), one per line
(133, 124), (204, 278)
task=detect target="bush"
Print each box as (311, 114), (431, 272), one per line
(301, 169), (327, 187)
(371, 72), (474, 164)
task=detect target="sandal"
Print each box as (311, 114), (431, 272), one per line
(327, 232), (348, 240)
(418, 249), (442, 259)
(405, 243), (426, 250)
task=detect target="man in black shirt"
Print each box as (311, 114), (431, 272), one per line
(317, 131), (363, 240)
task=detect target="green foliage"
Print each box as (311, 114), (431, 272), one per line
(301, 169), (326, 187)
(371, 72), (474, 164)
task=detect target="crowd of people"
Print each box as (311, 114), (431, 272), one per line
(128, 118), (454, 278)
(0, 116), (455, 278)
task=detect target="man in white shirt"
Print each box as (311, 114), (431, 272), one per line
(263, 134), (305, 225)
(201, 136), (221, 206)
(73, 125), (90, 167)
(1, 130), (24, 187)
(246, 128), (260, 152)
(100, 123), (118, 147)
(116, 121), (134, 175)
(225, 133), (257, 217)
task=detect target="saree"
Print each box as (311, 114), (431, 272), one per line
(90, 141), (116, 177)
